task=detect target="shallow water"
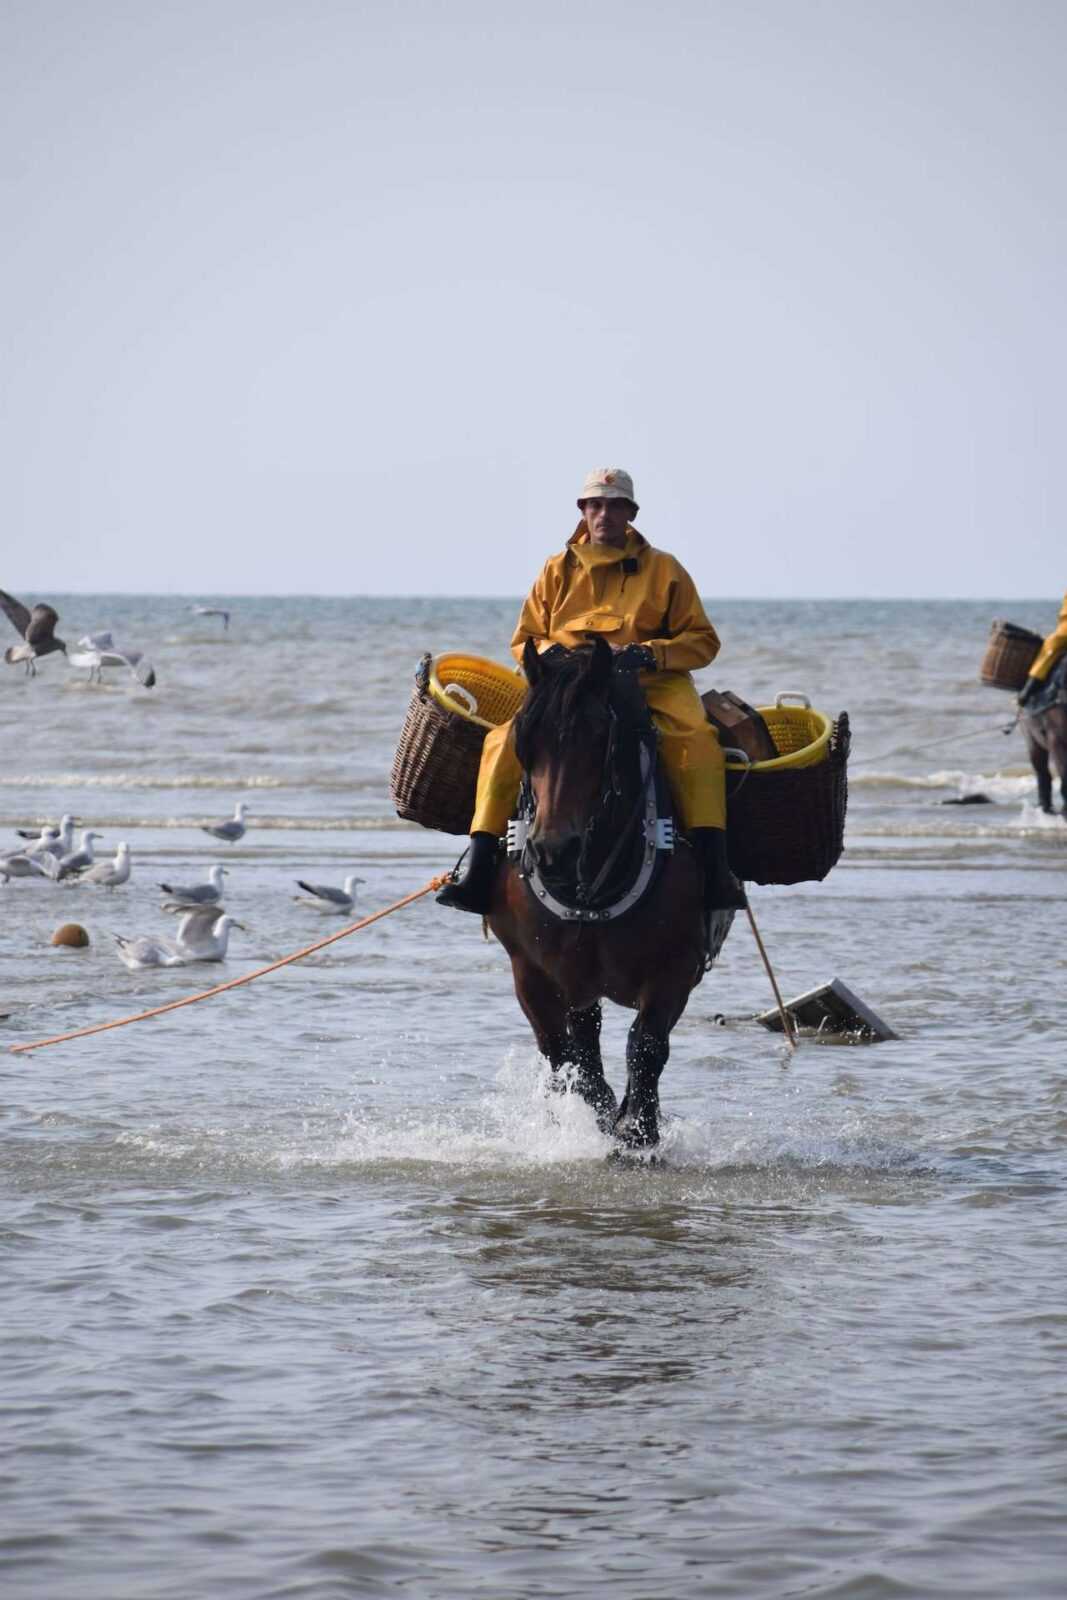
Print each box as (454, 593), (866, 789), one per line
(2, 596), (1065, 1597)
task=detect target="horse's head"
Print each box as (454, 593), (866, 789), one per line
(513, 636), (615, 878)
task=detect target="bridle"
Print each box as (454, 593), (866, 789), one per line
(507, 684), (675, 924)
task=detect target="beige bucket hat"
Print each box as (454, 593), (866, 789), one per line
(577, 467), (638, 509)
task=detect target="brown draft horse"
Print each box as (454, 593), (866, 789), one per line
(485, 636), (733, 1151)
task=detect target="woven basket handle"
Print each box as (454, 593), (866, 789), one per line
(775, 691), (811, 709)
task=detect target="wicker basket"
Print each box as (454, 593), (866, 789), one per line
(979, 620), (1042, 691)
(724, 698), (850, 885)
(390, 652), (527, 834)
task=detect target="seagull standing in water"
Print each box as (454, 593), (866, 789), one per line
(18, 826), (60, 860)
(17, 815), (77, 858)
(0, 589), (66, 675)
(294, 874), (366, 914)
(201, 803), (249, 844)
(51, 829), (104, 880)
(158, 864), (228, 908)
(82, 842), (132, 888)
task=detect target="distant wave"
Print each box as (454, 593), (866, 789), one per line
(0, 812), (411, 831)
(850, 768), (1034, 796)
(0, 773), (286, 790)
(0, 771), (396, 790)
(847, 816), (1067, 839)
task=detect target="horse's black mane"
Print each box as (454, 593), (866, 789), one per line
(513, 647), (608, 767)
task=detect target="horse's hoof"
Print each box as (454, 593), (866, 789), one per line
(610, 1110), (660, 1153)
(607, 1145), (663, 1169)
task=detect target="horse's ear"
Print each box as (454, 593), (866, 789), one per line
(587, 634), (613, 691)
(522, 638), (541, 686)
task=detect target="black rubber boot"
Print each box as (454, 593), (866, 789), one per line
(436, 831), (499, 914)
(691, 827), (746, 912)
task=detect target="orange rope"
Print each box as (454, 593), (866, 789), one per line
(10, 872), (451, 1057)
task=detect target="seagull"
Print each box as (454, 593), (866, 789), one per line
(113, 932), (187, 971)
(18, 826), (60, 859)
(113, 909), (245, 971)
(201, 802), (248, 844)
(158, 864), (228, 908)
(68, 632), (156, 687)
(174, 906), (245, 962)
(188, 605), (230, 630)
(0, 852), (50, 883)
(82, 842), (132, 888)
(51, 828), (104, 881)
(294, 874), (366, 914)
(0, 589), (66, 675)
(18, 814), (78, 859)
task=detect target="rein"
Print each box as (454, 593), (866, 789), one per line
(574, 725), (654, 906)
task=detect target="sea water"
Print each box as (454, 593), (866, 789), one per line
(1, 596), (1065, 1598)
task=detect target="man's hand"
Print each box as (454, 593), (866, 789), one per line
(540, 643), (568, 664)
(613, 644), (657, 674)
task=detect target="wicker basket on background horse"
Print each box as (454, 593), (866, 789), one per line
(391, 652), (527, 835)
(979, 621), (1042, 691)
(723, 694), (850, 886)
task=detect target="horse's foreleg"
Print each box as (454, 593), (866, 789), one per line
(566, 1003), (618, 1128)
(511, 958), (570, 1069)
(614, 1013), (671, 1150)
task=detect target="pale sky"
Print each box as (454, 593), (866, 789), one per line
(2, 0), (1064, 597)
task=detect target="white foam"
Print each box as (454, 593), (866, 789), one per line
(0, 772), (285, 789)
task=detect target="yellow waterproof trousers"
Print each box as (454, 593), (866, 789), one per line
(470, 670), (726, 835)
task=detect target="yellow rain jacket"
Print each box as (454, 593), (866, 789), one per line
(472, 526), (727, 835)
(1029, 593), (1067, 681)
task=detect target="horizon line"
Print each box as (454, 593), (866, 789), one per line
(4, 589), (1055, 605)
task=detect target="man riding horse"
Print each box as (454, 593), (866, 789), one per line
(437, 466), (745, 917)
(1016, 591), (1067, 816)
(1018, 591), (1067, 708)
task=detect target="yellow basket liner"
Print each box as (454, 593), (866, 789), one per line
(427, 652), (526, 731)
(725, 704), (833, 773)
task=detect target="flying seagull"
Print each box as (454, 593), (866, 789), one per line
(68, 632), (156, 687)
(294, 874), (366, 914)
(158, 864), (228, 908)
(188, 605), (230, 630)
(201, 802), (248, 844)
(0, 589), (66, 675)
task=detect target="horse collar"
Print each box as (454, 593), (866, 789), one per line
(506, 744), (675, 923)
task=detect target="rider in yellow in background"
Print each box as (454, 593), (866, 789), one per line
(438, 467), (746, 915)
(1018, 592), (1067, 706)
